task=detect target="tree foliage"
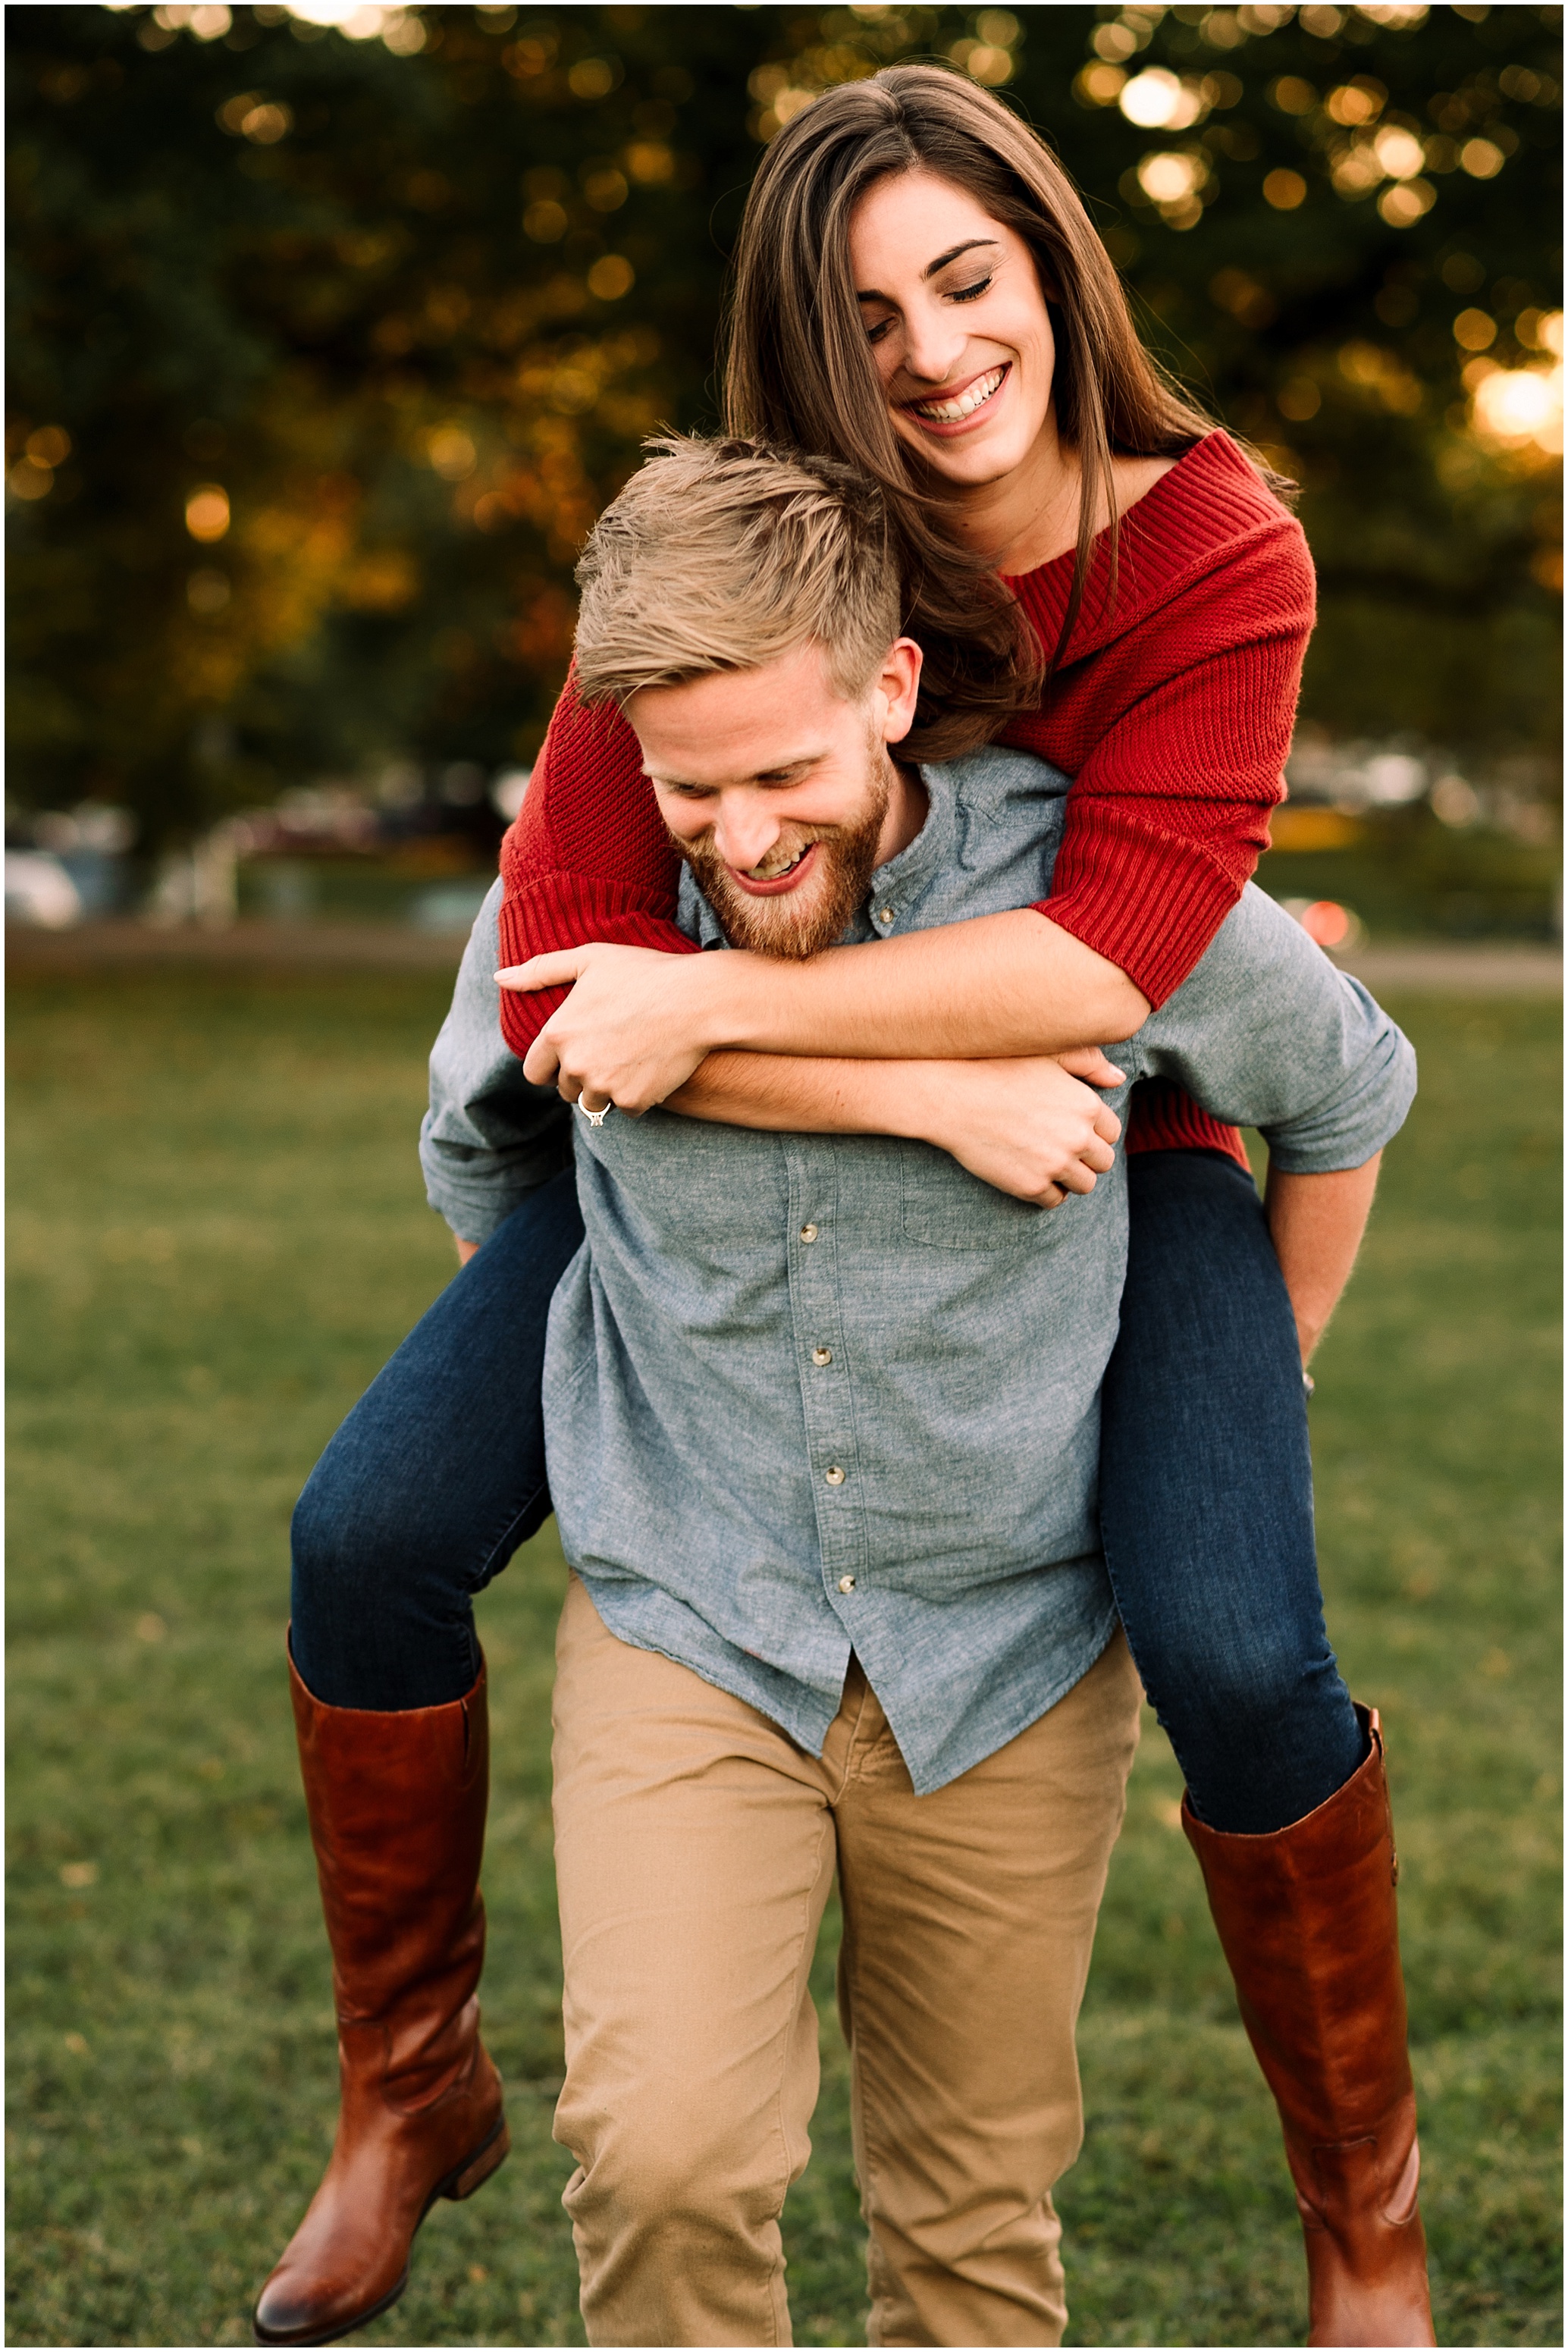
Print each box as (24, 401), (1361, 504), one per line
(6, 2), (1561, 842)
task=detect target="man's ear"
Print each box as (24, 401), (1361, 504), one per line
(877, 637), (924, 746)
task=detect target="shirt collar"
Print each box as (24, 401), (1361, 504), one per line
(864, 759), (957, 930)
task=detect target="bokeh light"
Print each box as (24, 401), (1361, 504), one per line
(1470, 362), (1565, 456)
(1119, 68), (1204, 130)
(1263, 168), (1309, 209)
(184, 485), (231, 542)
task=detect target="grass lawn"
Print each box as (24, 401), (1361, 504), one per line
(7, 966), (1560, 2349)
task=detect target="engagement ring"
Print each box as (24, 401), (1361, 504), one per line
(576, 1098), (613, 1127)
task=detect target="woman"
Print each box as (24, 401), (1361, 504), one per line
(265, 65), (1432, 2350)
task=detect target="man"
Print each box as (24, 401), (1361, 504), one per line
(258, 439), (1415, 2350)
(503, 440), (1412, 2344)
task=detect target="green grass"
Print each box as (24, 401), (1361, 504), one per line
(7, 971), (1560, 2348)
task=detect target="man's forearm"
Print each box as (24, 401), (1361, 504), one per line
(1265, 1155), (1381, 1366)
(703, 910), (1150, 1062)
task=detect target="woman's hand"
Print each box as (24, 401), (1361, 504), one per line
(497, 943), (723, 1113)
(914, 1051), (1125, 1206)
(497, 944), (1127, 1204)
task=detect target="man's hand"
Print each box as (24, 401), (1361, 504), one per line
(455, 1236), (481, 1267)
(497, 943), (719, 1113)
(914, 1051), (1124, 1206)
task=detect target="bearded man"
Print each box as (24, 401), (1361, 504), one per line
(256, 439), (1415, 2350)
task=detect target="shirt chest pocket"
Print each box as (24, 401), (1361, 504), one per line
(898, 1140), (1074, 1251)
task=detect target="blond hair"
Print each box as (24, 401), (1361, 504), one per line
(572, 434), (902, 707)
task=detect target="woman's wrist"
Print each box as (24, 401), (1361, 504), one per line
(690, 946), (814, 1055)
(838, 1056), (949, 1143)
(685, 914), (1149, 1063)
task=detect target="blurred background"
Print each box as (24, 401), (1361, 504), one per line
(5, 0), (1563, 941)
(7, 9), (1562, 2350)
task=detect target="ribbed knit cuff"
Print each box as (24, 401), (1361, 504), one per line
(1125, 1080), (1251, 1171)
(495, 877), (698, 1058)
(1036, 817), (1244, 1010)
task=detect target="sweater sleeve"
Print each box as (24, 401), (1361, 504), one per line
(494, 666), (698, 1061)
(1021, 513), (1316, 1009)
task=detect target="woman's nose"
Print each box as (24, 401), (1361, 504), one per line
(898, 297), (971, 390)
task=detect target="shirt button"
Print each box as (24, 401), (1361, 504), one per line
(838, 1575), (856, 1593)
(874, 907), (894, 927)
(799, 1223), (818, 1243)
(811, 1347), (832, 1366)
(824, 1465), (845, 1486)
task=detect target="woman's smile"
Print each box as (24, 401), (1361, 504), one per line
(903, 361), (1012, 435)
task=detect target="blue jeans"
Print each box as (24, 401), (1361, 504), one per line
(290, 1152), (1365, 1835)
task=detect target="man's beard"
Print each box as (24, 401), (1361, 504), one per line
(674, 768), (891, 962)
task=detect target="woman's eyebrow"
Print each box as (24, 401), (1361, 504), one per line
(855, 237), (1002, 303)
(922, 237), (1000, 281)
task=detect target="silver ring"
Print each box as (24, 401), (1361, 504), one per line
(575, 1098), (613, 1128)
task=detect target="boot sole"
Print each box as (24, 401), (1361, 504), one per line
(251, 2115), (511, 2348)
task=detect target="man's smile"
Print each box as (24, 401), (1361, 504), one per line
(729, 840), (822, 896)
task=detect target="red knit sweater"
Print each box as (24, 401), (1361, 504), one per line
(497, 431), (1316, 1167)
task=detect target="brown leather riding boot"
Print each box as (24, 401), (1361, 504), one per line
(252, 1647), (509, 2347)
(1183, 1707), (1435, 2349)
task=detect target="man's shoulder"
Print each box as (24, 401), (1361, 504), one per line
(1159, 881), (1352, 1022)
(924, 742), (1074, 805)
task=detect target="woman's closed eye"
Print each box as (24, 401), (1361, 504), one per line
(863, 278), (994, 343)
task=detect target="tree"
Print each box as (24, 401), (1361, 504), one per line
(6, 2), (1560, 847)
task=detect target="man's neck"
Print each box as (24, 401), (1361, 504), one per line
(875, 755), (928, 871)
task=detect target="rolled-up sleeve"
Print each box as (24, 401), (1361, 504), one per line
(1124, 886), (1416, 1173)
(419, 879), (573, 1240)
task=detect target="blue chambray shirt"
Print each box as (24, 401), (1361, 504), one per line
(423, 746), (1416, 1794)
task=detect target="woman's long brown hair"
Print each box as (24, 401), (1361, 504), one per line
(723, 64), (1265, 759)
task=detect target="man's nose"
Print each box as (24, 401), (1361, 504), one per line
(713, 798), (785, 873)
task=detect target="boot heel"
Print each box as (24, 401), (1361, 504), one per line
(445, 2118), (510, 2201)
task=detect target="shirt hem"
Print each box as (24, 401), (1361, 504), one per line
(900, 1602), (1122, 1795)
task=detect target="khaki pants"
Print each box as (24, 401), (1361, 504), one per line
(550, 1575), (1142, 2348)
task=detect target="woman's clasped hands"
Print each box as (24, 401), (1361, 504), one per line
(497, 941), (1127, 1211)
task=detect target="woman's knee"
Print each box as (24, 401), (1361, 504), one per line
(290, 1426), (425, 1607)
(1143, 1604), (1331, 1742)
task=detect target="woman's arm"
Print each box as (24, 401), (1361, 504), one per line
(492, 671), (1141, 1056)
(666, 1044), (1126, 1206)
(505, 916), (1147, 1111)
(494, 668), (695, 1065)
(497, 488), (1312, 1087)
(1008, 499), (1316, 1005)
